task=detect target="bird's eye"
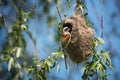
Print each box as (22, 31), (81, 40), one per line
(63, 23), (72, 33)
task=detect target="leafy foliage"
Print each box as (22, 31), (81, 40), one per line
(82, 37), (114, 80)
(27, 52), (63, 80)
(0, 10), (32, 79)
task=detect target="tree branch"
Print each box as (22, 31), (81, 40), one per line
(10, 0), (19, 13)
(56, 2), (62, 22)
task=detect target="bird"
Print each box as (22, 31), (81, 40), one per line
(62, 27), (71, 45)
(61, 13), (95, 67)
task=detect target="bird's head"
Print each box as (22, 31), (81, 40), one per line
(62, 23), (72, 43)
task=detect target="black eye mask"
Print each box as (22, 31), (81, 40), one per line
(63, 27), (70, 32)
(63, 23), (72, 33)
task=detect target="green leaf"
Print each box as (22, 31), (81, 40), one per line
(52, 52), (63, 59)
(109, 64), (114, 71)
(90, 60), (99, 70)
(27, 66), (34, 77)
(37, 74), (44, 80)
(98, 63), (105, 77)
(45, 63), (50, 72)
(16, 47), (22, 58)
(21, 24), (27, 30)
(93, 39), (98, 47)
(16, 62), (21, 69)
(96, 37), (104, 44)
(46, 57), (52, 67)
(8, 57), (14, 71)
(2, 55), (10, 61)
(23, 18), (27, 22)
(80, 2), (88, 10)
(33, 57), (38, 64)
(21, 10), (24, 15)
(28, 66), (34, 72)
(103, 51), (111, 64)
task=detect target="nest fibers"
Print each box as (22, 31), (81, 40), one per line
(61, 13), (95, 64)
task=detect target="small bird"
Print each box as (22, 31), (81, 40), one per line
(61, 23), (72, 48)
(62, 27), (71, 47)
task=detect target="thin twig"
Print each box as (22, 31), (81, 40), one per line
(90, 1), (101, 26)
(2, 13), (8, 33)
(0, 0), (8, 33)
(33, 0), (37, 58)
(10, 0), (19, 13)
(0, 0), (15, 48)
(101, 0), (104, 37)
(20, 0), (29, 10)
(33, 0), (37, 80)
(56, 1), (62, 22)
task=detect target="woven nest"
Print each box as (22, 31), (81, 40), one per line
(62, 13), (95, 64)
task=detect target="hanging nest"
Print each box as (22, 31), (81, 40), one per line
(61, 13), (95, 64)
